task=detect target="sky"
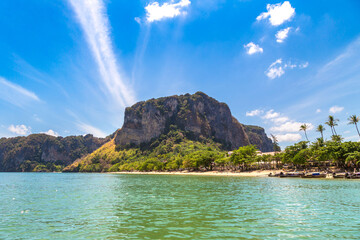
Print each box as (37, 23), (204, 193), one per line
(0, 0), (360, 148)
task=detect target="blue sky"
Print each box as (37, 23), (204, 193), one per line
(0, 0), (360, 148)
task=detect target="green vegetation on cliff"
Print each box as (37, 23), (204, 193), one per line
(0, 134), (108, 172)
(64, 125), (264, 173)
(64, 127), (228, 172)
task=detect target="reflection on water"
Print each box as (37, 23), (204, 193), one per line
(1, 173), (360, 239)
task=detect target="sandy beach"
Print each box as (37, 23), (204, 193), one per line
(110, 170), (275, 177)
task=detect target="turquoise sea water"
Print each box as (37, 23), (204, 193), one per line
(1, 173), (360, 239)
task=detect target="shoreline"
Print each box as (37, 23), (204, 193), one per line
(108, 170), (275, 177)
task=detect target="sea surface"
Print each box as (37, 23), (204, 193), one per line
(1, 173), (360, 239)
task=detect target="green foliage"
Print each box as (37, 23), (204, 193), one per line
(276, 139), (360, 169)
(0, 133), (107, 172)
(65, 128), (227, 172)
(230, 145), (258, 170)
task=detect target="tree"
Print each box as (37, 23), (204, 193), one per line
(325, 115), (339, 137)
(299, 124), (310, 141)
(270, 134), (281, 152)
(348, 115), (360, 138)
(230, 145), (258, 171)
(345, 151), (360, 167)
(316, 124), (326, 140)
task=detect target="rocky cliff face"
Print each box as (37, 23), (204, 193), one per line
(0, 134), (108, 172)
(244, 125), (274, 152)
(115, 92), (273, 151)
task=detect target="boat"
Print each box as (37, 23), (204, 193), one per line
(301, 172), (326, 178)
(326, 173), (347, 179)
(279, 172), (303, 178)
(349, 172), (360, 179)
(268, 172), (281, 177)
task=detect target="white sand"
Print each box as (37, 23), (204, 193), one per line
(109, 170), (275, 177)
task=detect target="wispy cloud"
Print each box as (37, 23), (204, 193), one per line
(263, 109), (280, 119)
(246, 109), (263, 117)
(276, 27), (291, 43)
(329, 105), (344, 114)
(244, 42), (263, 55)
(76, 122), (107, 138)
(287, 37), (360, 114)
(145, 0), (191, 23)
(256, 1), (295, 26)
(265, 59), (308, 79)
(8, 124), (32, 136)
(270, 121), (314, 132)
(266, 59), (285, 79)
(250, 108), (313, 143)
(41, 129), (59, 137)
(275, 133), (301, 142)
(134, 17), (141, 24)
(0, 77), (40, 107)
(68, 0), (136, 108)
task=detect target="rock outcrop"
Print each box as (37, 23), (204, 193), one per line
(0, 134), (108, 172)
(244, 125), (274, 152)
(115, 92), (273, 151)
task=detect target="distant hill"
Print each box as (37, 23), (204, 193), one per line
(64, 92), (274, 172)
(1, 92), (274, 172)
(115, 92), (273, 151)
(0, 134), (108, 172)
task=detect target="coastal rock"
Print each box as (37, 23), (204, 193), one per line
(0, 134), (108, 172)
(115, 92), (273, 151)
(244, 125), (274, 152)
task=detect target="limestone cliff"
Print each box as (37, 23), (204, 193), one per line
(115, 92), (273, 151)
(0, 134), (108, 172)
(244, 125), (274, 152)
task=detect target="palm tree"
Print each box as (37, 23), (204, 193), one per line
(325, 115), (339, 137)
(348, 115), (360, 137)
(299, 124), (309, 141)
(270, 134), (281, 152)
(316, 124), (325, 139)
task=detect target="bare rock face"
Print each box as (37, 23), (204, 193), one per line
(115, 92), (272, 151)
(0, 134), (108, 172)
(244, 125), (274, 152)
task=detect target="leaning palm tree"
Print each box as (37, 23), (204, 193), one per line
(316, 124), (325, 139)
(299, 124), (309, 141)
(348, 115), (360, 137)
(325, 115), (339, 137)
(270, 134), (280, 152)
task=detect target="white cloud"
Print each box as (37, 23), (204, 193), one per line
(266, 66), (285, 79)
(249, 108), (314, 144)
(263, 109), (280, 119)
(246, 109), (263, 117)
(266, 59), (285, 79)
(77, 122), (106, 138)
(0, 77), (40, 107)
(276, 133), (302, 142)
(69, 0), (136, 108)
(134, 17), (141, 24)
(270, 121), (313, 132)
(316, 109), (321, 113)
(8, 125), (31, 136)
(145, 0), (191, 23)
(271, 116), (289, 124)
(249, 109), (289, 123)
(244, 42), (263, 55)
(256, 1), (295, 26)
(42, 129), (59, 137)
(299, 62), (309, 69)
(265, 59), (308, 79)
(276, 27), (291, 43)
(329, 105), (344, 114)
